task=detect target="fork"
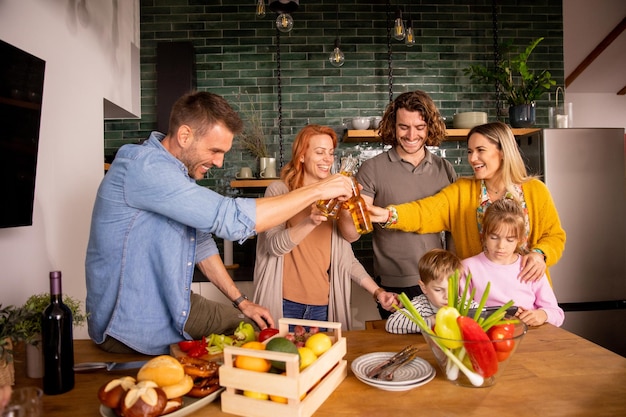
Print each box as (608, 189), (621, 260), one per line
(366, 345), (420, 379)
(377, 349), (420, 381)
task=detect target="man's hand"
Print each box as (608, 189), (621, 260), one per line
(237, 299), (275, 329)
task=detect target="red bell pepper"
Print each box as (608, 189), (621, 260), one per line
(258, 327), (279, 343)
(457, 316), (498, 378)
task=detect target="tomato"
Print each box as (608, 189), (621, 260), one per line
(488, 324), (515, 353)
(258, 328), (280, 343)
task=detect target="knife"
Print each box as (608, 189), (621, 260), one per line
(73, 360), (148, 372)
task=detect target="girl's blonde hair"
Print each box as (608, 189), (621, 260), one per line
(481, 198), (528, 254)
(418, 249), (464, 285)
(467, 122), (538, 196)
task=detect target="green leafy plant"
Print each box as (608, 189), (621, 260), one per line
(1, 304), (31, 361)
(464, 37), (556, 106)
(14, 293), (88, 345)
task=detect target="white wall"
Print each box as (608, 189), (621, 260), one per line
(563, 0), (626, 130)
(0, 0), (139, 339)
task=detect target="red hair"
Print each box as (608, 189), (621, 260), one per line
(282, 124), (337, 190)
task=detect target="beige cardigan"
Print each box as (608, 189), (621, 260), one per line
(252, 181), (371, 330)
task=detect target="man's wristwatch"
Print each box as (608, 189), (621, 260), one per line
(232, 294), (249, 309)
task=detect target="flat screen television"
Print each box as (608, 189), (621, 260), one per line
(0, 39), (45, 228)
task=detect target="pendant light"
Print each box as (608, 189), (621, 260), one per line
(328, 4), (345, 67)
(269, 0), (299, 33)
(405, 14), (415, 47)
(256, 0), (266, 18)
(276, 13), (294, 32)
(393, 5), (406, 41)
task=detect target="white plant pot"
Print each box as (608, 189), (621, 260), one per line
(26, 339), (44, 379)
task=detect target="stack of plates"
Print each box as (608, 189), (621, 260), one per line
(351, 352), (435, 391)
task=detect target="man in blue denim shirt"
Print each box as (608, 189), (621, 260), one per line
(86, 92), (352, 355)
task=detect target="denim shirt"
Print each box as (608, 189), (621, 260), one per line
(85, 132), (256, 355)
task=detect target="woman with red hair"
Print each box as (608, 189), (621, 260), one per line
(253, 125), (396, 329)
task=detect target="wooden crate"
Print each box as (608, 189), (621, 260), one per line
(220, 318), (347, 417)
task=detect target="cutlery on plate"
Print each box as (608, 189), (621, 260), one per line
(365, 345), (420, 379)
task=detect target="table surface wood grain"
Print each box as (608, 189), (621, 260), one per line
(11, 324), (626, 417)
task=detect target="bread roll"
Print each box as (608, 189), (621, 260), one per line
(161, 374), (193, 399)
(137, 355), (185, 387)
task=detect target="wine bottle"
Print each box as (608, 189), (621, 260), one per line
(42, 270), (75, 395)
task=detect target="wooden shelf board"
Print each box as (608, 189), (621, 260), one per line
(343, 128), (541, 142)
(230, 179), (277, 188)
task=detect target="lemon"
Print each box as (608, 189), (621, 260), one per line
(297, 347), (317, 370)
(243, 390), (269, 400)
(269, 394), (288, 403)
(304, 333), (332, 356)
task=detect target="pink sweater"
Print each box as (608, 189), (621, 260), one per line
(461, 252), (564, 327)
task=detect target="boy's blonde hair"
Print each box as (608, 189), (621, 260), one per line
(418, 249), (463, 285)
(481, 198), (528, 254)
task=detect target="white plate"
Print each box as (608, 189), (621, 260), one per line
(351, 352), (435, 386)
(354, 368), (436, 391)
(99, 387), (224, 417)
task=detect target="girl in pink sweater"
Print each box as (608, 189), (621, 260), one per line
(461, 199), (564, 327)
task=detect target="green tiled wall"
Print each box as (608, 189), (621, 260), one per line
(104, 0), (564, 274)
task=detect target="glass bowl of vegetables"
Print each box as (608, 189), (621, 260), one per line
(421, 312), (527, 388)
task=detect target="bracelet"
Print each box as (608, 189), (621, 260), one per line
(380, 206), (398, 229)
(232, 294), (249, 309)
(372, 287), (385, 303)
(532, 248), (546, 261)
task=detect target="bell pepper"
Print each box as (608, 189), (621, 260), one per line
(457, 316), (498, 378)
(258, 327), (279, 343)
(434, 306), (463, 349)
(233, 321), (256, 345)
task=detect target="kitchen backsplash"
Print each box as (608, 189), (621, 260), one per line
(105, 0), (564, 271)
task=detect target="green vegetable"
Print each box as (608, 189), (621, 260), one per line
(234, 321), (256, 344)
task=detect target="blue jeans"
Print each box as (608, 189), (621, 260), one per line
(282, 299), (328, 331)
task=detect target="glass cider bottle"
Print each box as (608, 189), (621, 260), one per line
(316, 155), (358, 219)
(344, 176), (374, 234)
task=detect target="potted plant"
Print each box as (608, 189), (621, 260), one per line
(234, 92), (275, 178)
(1, 304), (31, 385)
(464, 37), (556, 127)
(15, 293), (87, 378)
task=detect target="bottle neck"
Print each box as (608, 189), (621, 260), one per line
(49, 271), (63, 298)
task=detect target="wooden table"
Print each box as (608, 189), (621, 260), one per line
(12, 324), (626, 416)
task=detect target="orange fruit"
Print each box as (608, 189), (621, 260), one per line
(235, 341), (271, 372)
(305, 333), (332, 356)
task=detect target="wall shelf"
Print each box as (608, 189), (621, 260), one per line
(343, 128), (541, 143)
(231, 128), (542, 189)
(230, 179), (276, 188)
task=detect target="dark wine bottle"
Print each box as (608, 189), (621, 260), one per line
(42, 270), (75, 395)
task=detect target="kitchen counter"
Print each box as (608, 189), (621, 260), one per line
(12, 323), (626, 416)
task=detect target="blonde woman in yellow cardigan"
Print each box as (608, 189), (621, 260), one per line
(368, 122), (566, 284)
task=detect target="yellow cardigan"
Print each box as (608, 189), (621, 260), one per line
(391, 178), (566, 283)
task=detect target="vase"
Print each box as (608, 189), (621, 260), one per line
(26, 337), (44, 379)
(259, 157), (277, 178)
(0, 338), (15, 386)
(508, 103), (536, 128)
